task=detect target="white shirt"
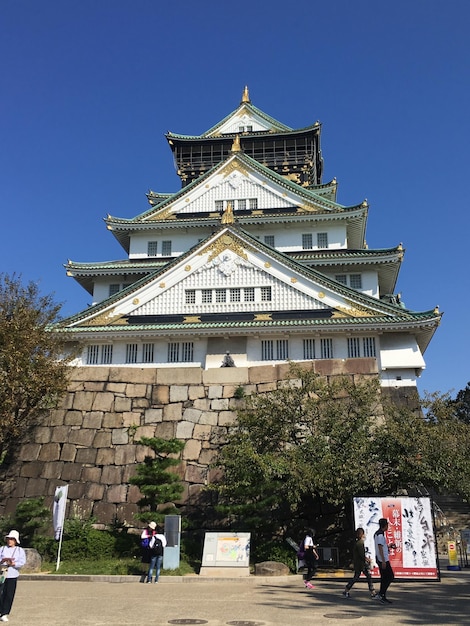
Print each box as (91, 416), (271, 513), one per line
(374, 532), (389, 563)
(0, 545), (26, 579)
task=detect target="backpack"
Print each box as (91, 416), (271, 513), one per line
(141, 533), (152, 549)
(150, 536), (164, 557)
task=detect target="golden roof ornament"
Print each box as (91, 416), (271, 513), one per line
(241, 86), (250, 103)
(231, 134), (242, 152)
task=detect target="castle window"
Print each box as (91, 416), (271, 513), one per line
(202, 289), (212, 303)
(276, 339), (289, 360)
(126, 343), (138, 364)
(335, 275), (347, 285)
(302, 233), (313, 249)
(261, 286), (272, 301)
(109, 284), (120, 296)
(320, 338), (333, 359)
(261, 339), (289, 361)
(185, 290), (196, 304)
(350, 274), (362, 289)
(148, 241), (158, 256)
(317, 232), (328, 248)
(230, 288), (241, 302)
(303, 338), (316, 360)
(347, 337), (361, 358)
(216, 288), (226, 303)
(168, 342), (194, 363)
(238, 199), (247, 210)
(264, 235), (275, 247)
(142, 343), (155, 363)
(363, 337), (376, 357)
(261, 340), (274, 361)
(244, 287), (255, 302)
(101, 345), (113, 364)
(215, 200), (224, 211)
(249, 198), (258, 210)
(162, 240), (172, 256)
(86, 345), (100, 365)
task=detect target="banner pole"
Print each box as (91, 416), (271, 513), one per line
(56, 524), (64, 571)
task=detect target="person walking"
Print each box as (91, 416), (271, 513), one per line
(147, 525), (167, 583)
(342, 527), (376, 598)
(374, 518), (395, 604)
(0, 530), (26, 622)
(303, 528), (319, 582)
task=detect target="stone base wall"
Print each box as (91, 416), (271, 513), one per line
(0, 358), (394, 525)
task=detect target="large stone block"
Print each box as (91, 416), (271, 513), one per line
(111, 429), (129, 445)
(48, 409), (67, 426)
(343, 357), (378, 374)
(103, 412), (124, 428)
(60, 443), (77, 462)
(93, 431), (112, 448)
(202, 368), (249, 385)
(71, 367), (110, 382)
(193, 398), (211, 411)
(18, 444), (41, 462)
(96, 448), (115, 465)
(176, 421), (195, 439)
(256, 382), (277, 394)
(68, 428), (95, 447)
(218, 411), (237, 426)
(122, 411), (143, 427)
(249, 364), (277, 384)
(82, 466), (102, 482)
(106, 484), (128, 503)
(163, 403), (183, 421)
(114, 445), (136, 466)
(82, 411), (104, 429)
(134, 425), (156, 440)
(154, 422), (176, 440)
(199, 411), (218, 426)
(114, 396), (132, 412)
(207, 385), (223, 399)
(106, 382), (127, 393)
(211, 398), (229, 410)
(83, 381), (106, 392)
(38, 443), (61, 462)
(64, 410), (84, 426)
(188, 385), (205, 400)
(198, 448), (218, 466)
(144, 408), (163, 424)
(125, 383), (148, 398)
(25, 478), (48, 497)
(101, 466), (123, 485)
(76, 448), (98, 464)
(41, 461), (64, 480)
(92, 501), (117, 524)
(182, 439), (202, 461)
(72, 391), (95, 411)
(116, 503), (139, 524)
(156, 367), (202, 385)
(185, 463), (206, 484)
(109, 367), (157, 384)
(192, 424), (212, 441)
(87, 482), (105, 501)
(51, 425), (72, 443)
(151, 385), (169, 405)
(182, 407), (202, 423)
(61, 463), (83, 481)
(91, 392), (115, 412)
(34, 427), (51, 444)
(170, 385), (189, 402)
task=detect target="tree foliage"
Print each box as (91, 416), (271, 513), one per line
(129, 436), (185, 523)
(214, 364), (470, 540)
(453, 381), (470, 424)
(0, 274), (75, 462)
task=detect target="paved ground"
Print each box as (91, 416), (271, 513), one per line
(10, 567), (470, 626)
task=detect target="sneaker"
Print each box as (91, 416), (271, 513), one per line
(381, 597), (392, 604)
(370, 591), (377, 598)
(342, 590), (350, 598)
(0, 616), (9, 622)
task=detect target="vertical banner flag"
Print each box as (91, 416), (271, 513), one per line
(353, 496), (438, 580)
(53, 485), (69, 541)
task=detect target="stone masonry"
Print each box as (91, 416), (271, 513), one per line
(0, 358), (380, 525)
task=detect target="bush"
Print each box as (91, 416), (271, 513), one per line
(251, 540), (296, 572)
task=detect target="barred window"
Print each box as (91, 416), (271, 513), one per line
(347, 337), (361, 358)
(244, 287), (255, 302)
(216, 288), (226, 303)
(317, 232), (328, 248)
(202, 289), (212, 303)
(147, 241), (158, 257)
(302, 233), (313, 249)
(335, 275), (347, 285)
(303, 338), (316, 360)
(249, 198), (258, 210)
(142, 343), (154, 363)
(238, 199), (247, 211)
(320, 338), (333, 359)
(101, 345), (113, 364)
(161, 240), (172, 256)
(261, 340), (273, 361)
(109, 284), (120, 296)
(181, 342), (194, 362)
(86, 345), (99, 365)
(185, 289), (196, 304)
(168, 342), (179, 362)
(261, 286), (272, 301)
(215, 200), (224, 212)
(276, 339), (289, 360)
(230, 288), (241, 302)
(264, 235), (275, 247)
(126, 343), (138, 363)
(350, 274), (362, 289)
(363, 337), (376, 357)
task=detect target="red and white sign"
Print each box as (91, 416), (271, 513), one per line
(353, 496), (438, 580)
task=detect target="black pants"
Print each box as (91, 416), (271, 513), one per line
(345, 567), (375, 593)
(0, 578), (18, 616)
(376, 560), (394, 597)
(304, 550), (318, 580)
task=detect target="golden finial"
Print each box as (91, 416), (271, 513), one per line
(221, 202), (234, 224)
(241, 86), (250, 103)
(398, 242), (403, 251)
(433, 305), (440, 315)
(231, 135), (241, 152)
(361, 199), (368, 207)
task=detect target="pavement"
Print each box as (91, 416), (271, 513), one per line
(11, 564), (470, 626)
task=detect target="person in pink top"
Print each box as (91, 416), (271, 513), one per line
(0, 530), (26, 622)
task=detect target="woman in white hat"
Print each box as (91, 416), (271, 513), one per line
(0, 530), (26, 622)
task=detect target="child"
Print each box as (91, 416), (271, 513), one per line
(342, 527), (376, 598)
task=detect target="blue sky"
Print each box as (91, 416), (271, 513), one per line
(1, 0), (469, 397)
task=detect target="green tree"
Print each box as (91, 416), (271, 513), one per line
(214, 364), (470, 541)
(0, 274), (75, 463)
(129, 436), (185, 523)
(453, 382), (470, 424)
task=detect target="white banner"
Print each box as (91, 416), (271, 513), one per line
(53, 485), (68, 541)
